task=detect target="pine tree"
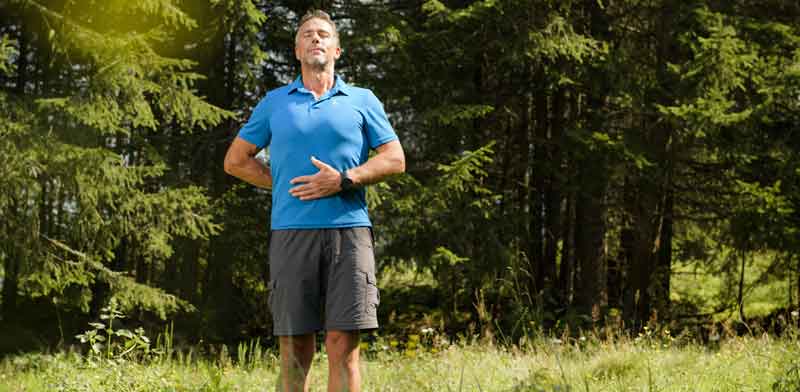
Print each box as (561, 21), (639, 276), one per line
(0, 0), (230, 322)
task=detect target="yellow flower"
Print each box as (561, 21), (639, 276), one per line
(359, 342), (369, 350)
(407, 341), (417, 349)
(409, 334), (420, 342)
(390, 340), (399, 347)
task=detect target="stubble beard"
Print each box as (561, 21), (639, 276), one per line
(304, 56), (331, 72)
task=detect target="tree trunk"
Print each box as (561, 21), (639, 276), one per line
(737, 250), (747, 322)
(621, 0), (678, 329)
(574, 165), (607, 324)
(15, 21), (27, 95)
(180, 240), (200, 303)
(621, 177), (660, 329)
(39, 179), (49, 236)
(3, 24), (27, 320)
(1, 246), (20, 322)
(607, 240), (624, 310)
(530, 90), (548, 297)
(558, 190), (575, 302)
(543, 88), (565, 294)
(652, 190), (673, 319)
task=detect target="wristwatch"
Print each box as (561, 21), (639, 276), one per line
(340, 171), (355, 191)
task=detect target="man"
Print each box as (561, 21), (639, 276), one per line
(223, 9), (405, 392)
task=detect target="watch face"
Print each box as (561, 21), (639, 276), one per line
(341, 173), (353, 190)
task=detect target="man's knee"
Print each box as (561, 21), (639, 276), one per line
(326, 330), (358, 345)
(325, 331), (359, 360)
(280, 334), (316, 361)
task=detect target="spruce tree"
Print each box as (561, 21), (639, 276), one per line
(0, 0), (230, 322)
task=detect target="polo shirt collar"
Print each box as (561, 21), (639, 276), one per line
(288, 75), (351, 96)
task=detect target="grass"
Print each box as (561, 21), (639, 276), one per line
(2, 331), (800, 391)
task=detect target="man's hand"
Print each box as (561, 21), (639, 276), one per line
(289, 156), (342, 201)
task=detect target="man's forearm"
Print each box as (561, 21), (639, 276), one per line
(225, 158), (273, 189)
(347, 144), (405, 186)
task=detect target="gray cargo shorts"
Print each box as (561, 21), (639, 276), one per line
(268, 227), (379, 336)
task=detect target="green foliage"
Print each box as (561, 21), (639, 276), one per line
(75, 298), (153, 361)
(0, 34), (15, 73)
(773, 361), (800, 392)
(424, 104), (494, 127)
(0, 0), (226, 322)
(431, 247), (469, 268)
(672, 246), (794, 321)
(528, 14), (606, 64)
(381, 141), (499, 268)
(2, 335), (800, 391)
(3, 0), (800, 348)
(435, 142), (497, 205)
(661, 8), (757, 132)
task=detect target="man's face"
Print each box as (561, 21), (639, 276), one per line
(295, 18), (341, 70)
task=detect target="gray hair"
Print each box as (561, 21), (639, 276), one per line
(295, 10), (339, 46)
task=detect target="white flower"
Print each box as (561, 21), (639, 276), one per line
(791, 310), (799, 318)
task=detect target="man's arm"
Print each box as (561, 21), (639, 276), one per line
(347, 140), (405, 186)
(288, 140), (405, 201)
(223, 136), (272, 189)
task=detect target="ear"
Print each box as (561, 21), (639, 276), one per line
(295, 45), (301, 61)
(334, 46), (342, 60)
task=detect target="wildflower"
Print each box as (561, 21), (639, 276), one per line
(579, 337), (587, 342)
(359, 342), (368, 350)
(791, 311), (799, 318)
(407, 341), (418, 349)
(421, 327), (435, 334)
(409, 334), (420, 342)
(389, 340), (399, 347)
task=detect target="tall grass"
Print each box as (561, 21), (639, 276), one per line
(2, 327), (800, 391)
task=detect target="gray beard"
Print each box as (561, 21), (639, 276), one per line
(305, 57), (329, 71)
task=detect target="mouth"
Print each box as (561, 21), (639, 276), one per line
(310, 48), (324, 54)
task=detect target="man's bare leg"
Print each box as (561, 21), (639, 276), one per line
(279, 334), (315, 392)
(325, 330), (360, 392)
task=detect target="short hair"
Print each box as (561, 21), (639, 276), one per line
(295, 10), (339, 45)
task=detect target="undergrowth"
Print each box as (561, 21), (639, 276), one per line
(1, 304), (799, 391)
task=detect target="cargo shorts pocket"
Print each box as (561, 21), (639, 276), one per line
(365, 272), (380, 317)
(268, 280), (279, 321)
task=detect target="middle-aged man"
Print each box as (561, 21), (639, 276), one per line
(223, 9), (405, 392)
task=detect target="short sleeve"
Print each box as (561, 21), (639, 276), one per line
(237, 95), (272, 149)
(362, 91), (398, 149)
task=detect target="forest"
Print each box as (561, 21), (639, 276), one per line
(1, 0), (799, 356)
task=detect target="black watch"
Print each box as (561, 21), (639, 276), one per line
(340, 171), (355, 191)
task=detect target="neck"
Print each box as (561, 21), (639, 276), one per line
(301, 67), (335, 99)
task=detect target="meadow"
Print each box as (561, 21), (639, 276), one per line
(2, 326), (800, 392)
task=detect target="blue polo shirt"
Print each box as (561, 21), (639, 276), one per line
(237, 75), (398, 229)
